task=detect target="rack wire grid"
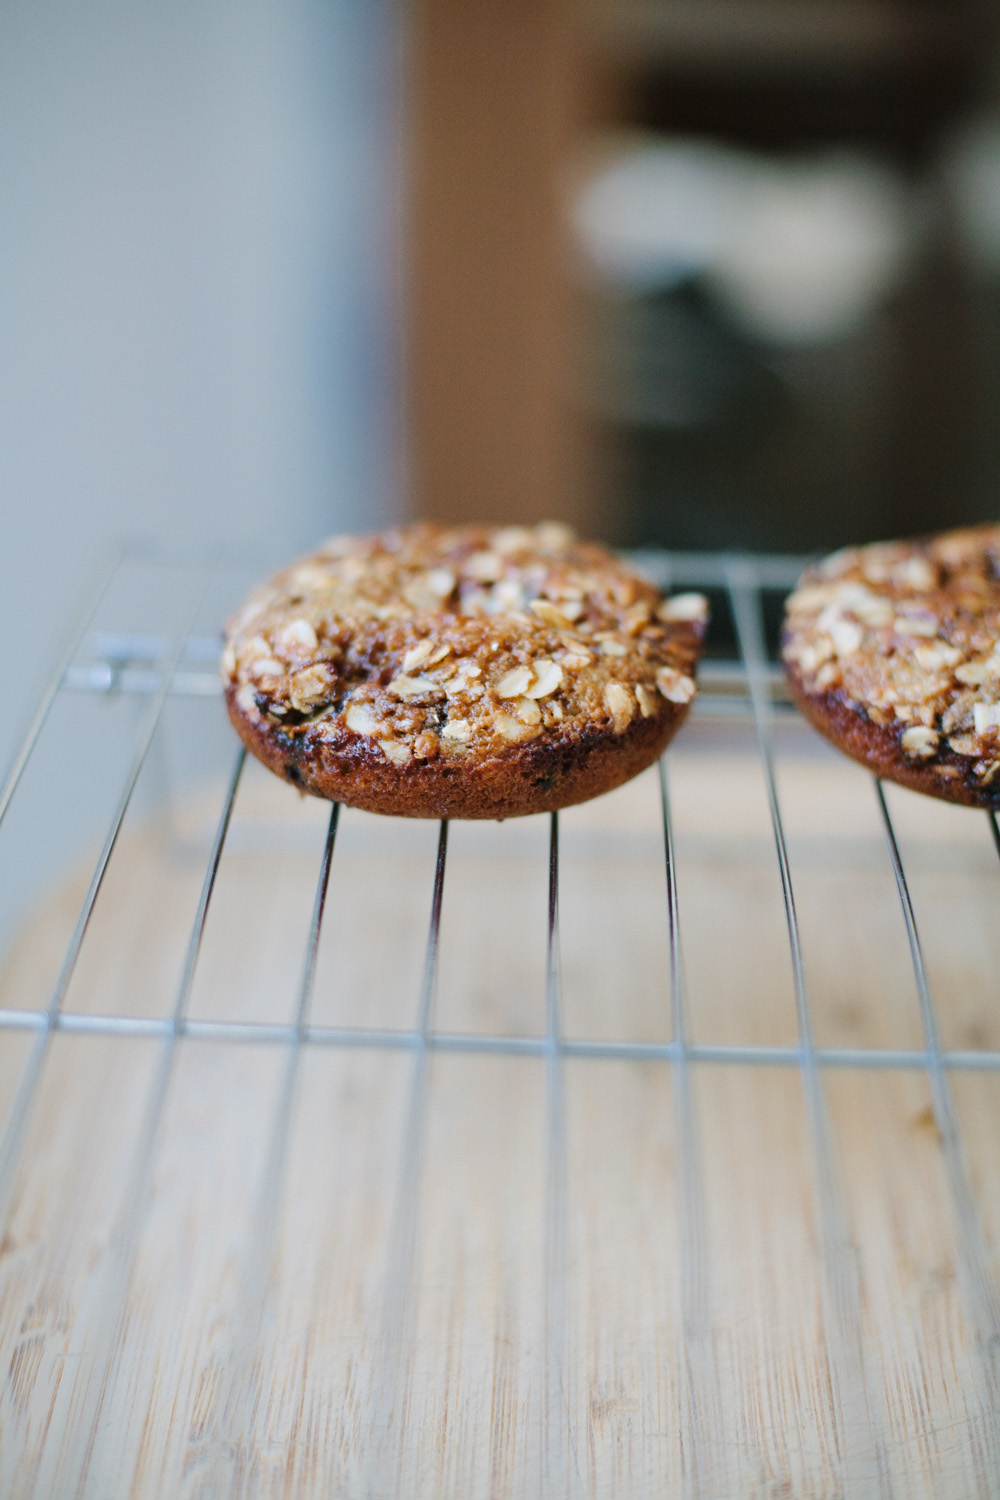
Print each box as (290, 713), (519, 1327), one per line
(0, 541), (999, 1499)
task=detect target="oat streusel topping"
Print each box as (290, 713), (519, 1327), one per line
(782, 524), (1000, 792)
(223, 523), (706, 774)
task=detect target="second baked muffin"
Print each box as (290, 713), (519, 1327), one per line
(782, 524), (1000, 808)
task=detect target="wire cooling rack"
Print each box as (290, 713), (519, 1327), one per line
(1, 543), (999, 1499)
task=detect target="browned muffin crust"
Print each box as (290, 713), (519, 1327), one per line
(222, 523), (708, 819)
(782, 524), (1000, 808)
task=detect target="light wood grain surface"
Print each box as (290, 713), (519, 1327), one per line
(0, 712), (999, 1498)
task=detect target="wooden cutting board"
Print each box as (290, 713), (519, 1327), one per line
(0, 716), (999, 1498)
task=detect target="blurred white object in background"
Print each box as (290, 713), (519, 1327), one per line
(711, 152), (917, 345)
(572, 141), (739, 291)
(573, 137), (920, 345)
(941, 114), (1000, 275)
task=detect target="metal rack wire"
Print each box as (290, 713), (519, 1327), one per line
(1, 543), (999, 1498)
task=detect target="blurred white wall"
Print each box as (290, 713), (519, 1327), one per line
(0, 0), (400, 772)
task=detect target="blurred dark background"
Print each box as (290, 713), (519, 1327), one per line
(407, 0), (1000, 554)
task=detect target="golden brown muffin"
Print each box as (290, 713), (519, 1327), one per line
(782, 524), (1000, 808)
(222, 523), (708, 819)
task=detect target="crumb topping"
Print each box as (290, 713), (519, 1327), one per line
(223, 523), (707, 768)
(782, 524), (1000, 784)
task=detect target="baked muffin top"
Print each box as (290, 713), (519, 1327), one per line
(220, 522), (704, 816)
(782, 523), (1000, 802)
(224, 522), (706, 772)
